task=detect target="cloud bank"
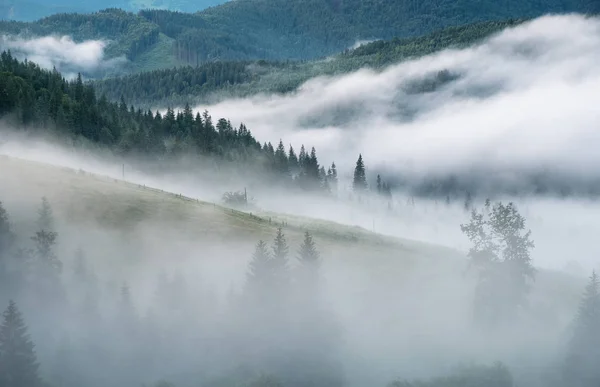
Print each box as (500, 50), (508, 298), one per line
(0, 35), (126, 79)
(193, 14), (600, 196)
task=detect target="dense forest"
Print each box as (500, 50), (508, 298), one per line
(0, 0), (228, 22)
(0, 51), (401, 199)
(93, 19), (523, 106)
(2, 0), (599, 75)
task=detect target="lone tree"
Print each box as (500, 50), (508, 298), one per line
(37, 197), (54, 232)
(353, 154), (367, 192)
(563, 271), (600, 386)
(271, 228), (290, 288)
(0, 300), (41, 387)
(460, 201), (535, 325)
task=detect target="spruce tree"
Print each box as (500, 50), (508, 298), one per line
(297, 231), (321, 291)
(37, 197), (54, 232)
(0, 202), (14, 298)
(376, 174), (382, 194)
(271, 228), (289, 288)
(353, 154), (367, 192)
(274, 140), (289, 176)
(0, 300), (41, 387)
(0, 201), (13, 256)
(564, 271), (600, 386)
(288, 145), (299, 175)
(246, 240), (272, 296)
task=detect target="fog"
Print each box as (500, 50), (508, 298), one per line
(0, 35), (126, 79)
(189, 14), (600, 196)
(1, 13), (600, 387)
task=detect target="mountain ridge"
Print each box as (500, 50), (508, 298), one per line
(0, 0), (598, 76)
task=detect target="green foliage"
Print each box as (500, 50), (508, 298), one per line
(4, 0), (599, 78)
(0, 52), (336, 191)
(460, 201), (535, 325)
(0, 300), (41, 387)
(92, 19), (529, 107)
(0, 9), (159, 63)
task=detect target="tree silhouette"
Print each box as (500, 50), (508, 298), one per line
(353, 154), (367, 192)
(0, 300), (41, 387)
(460, 201), (535, 325)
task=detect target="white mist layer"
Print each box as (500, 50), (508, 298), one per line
(2, 15), (600, 272)
(192, 14), (600, 184)
(0, 35), (126, 78)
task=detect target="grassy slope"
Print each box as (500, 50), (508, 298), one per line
(0, 155), (454, 264)
(0, 154), (584, 314)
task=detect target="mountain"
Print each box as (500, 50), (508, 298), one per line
(92, 19), (524, 107)
(0, 0), (229, 22)
(1, 0), (598, 76)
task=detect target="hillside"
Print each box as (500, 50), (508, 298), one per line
(1, 0), (598, 76)
(93, 19), (524, 107)
(0, 154), (457, 272)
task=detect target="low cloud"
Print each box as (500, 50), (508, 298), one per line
(192, 14), (600, 196)
(0, 35), (126, 79)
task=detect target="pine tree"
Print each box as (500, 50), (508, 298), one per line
(376, 174), (382, 194)
(271, 228), (289, 288)
(0, 300), (41, 387)
(0, 201), (13, 256)
(36, 197), (54, 232)
(564, 271), (600, 386)
(274, 140), (289, 176)
(0, 202), (15, 298)
(246, 240), (272, 295)
(353, 154), (367, 193)
(298, 231), (320, 269)
(288, 145), (299, 175)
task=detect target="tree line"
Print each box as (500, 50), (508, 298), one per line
(0, 51), (397, 198)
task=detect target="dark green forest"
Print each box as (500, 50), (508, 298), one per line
(1, 0), (598, 75)
(93, 19), (524, 107)
(0, 51), (391, 196)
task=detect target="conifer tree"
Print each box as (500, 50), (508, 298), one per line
(246, 240), (272, 296)
(0, 300), (41, 387)
(0, 202), (14, 297)
(288, 145), (299, 176)
(353, 154), (367, 192)
(0, 201), (13, 256)
(563, 271), (600, 386)
(274, 140), (289, 176)
(271, 228), (289, 288)
(37, 196), (54, 232)
(297, 231), (321, 291)
(376, 174), (382, 194)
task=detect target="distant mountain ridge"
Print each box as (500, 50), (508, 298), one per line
(0, 0), (228, 21)
(0, 0), (598, 76)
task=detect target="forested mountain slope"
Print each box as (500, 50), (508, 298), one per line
(93, 19), (523, 107)
(0, 0), (228, 22)
(0, 0), (598, 75)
